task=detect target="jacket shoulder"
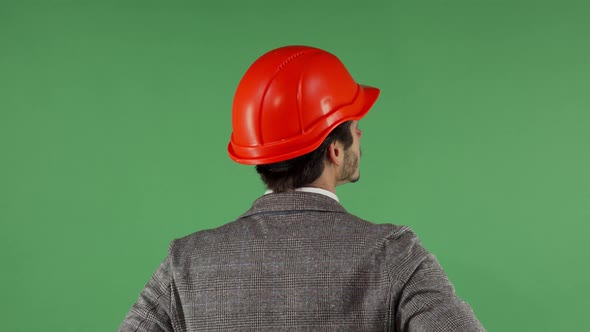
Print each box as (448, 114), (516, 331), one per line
(168, 220), (242, 255)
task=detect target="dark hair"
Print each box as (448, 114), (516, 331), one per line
(255, 121), (354, 192)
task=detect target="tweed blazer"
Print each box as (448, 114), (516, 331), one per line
(118, 191), (485, 331)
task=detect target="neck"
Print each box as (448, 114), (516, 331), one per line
(307, 176), (337, 194)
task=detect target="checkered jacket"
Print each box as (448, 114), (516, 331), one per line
(118, 191), (485, 331)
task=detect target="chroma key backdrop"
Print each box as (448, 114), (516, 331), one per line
(1, 1), (589, 331)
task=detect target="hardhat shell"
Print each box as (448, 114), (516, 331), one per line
(228, 45), (380, 165)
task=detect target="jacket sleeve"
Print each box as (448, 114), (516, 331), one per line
(117, 247), (175, 332)
(395, 253), (485, 332)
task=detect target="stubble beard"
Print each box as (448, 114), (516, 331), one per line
(339, 148), (360, 184)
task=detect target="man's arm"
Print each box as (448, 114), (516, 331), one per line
(396, 254), (485, 332)
(117, 254), (175, 332)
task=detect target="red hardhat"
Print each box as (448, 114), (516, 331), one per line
(228, 45), (380, 165)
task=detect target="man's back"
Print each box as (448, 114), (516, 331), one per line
(119, 192), (484, 331)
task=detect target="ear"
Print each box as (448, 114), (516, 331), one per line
(326, 141), (344, 166)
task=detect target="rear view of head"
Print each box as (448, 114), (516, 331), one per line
(255, 121), (354, 192)
(228, 45), (379, 192)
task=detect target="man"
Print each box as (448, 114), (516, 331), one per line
(118, 45), (485, 331)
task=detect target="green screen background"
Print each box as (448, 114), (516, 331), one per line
(1, 1), (589, 331)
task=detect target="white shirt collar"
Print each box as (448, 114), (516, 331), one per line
(264, 187), (339, 202)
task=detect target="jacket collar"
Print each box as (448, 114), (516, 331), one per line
(239, 191), (348, 218)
